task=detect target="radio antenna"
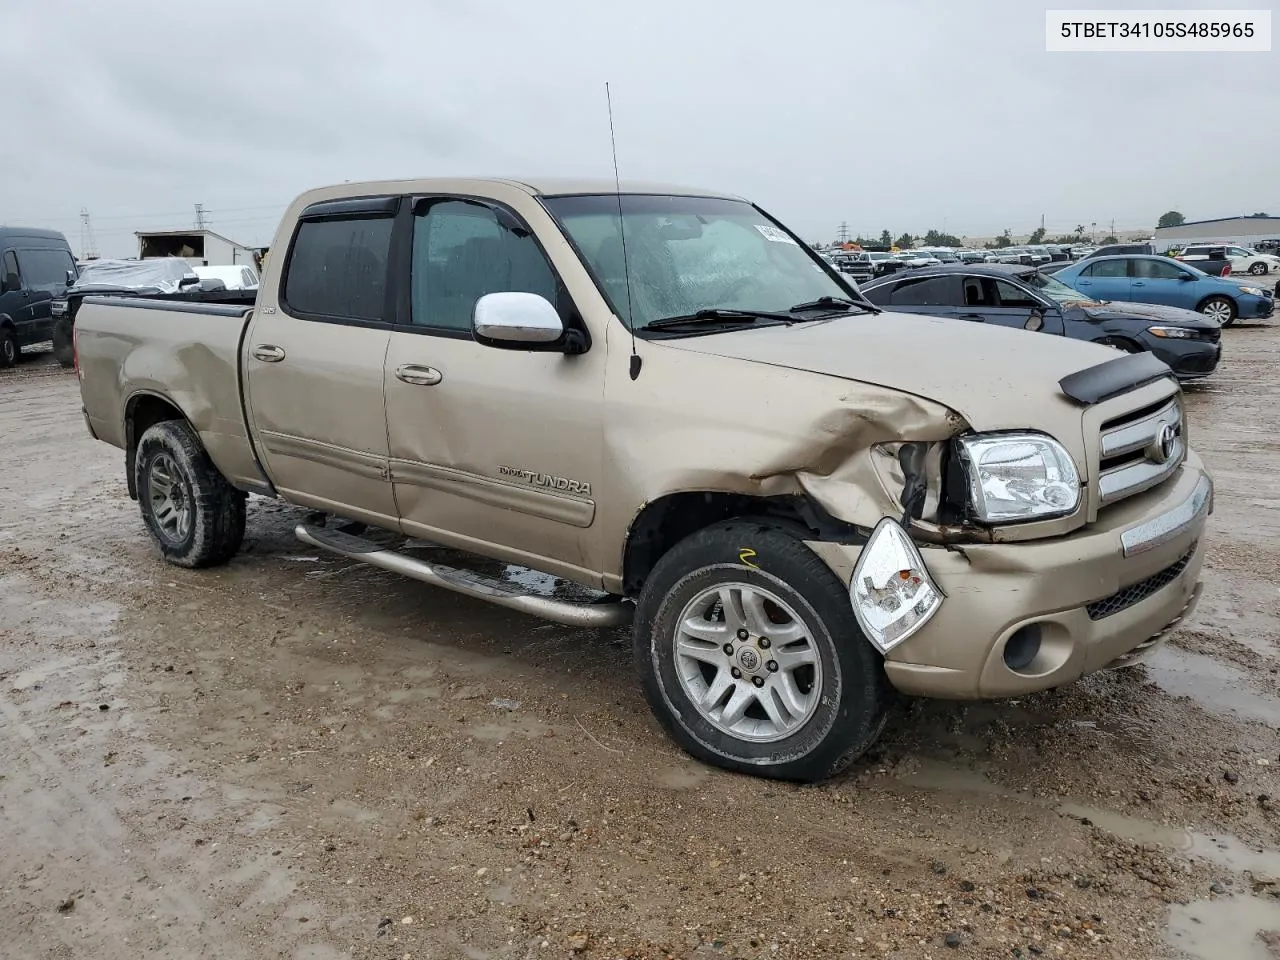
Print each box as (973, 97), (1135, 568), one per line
(606, 82), (641, 381)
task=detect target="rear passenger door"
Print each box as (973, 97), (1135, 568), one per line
(1072, 259), (1131, 302)
(242, 197), (400, 526)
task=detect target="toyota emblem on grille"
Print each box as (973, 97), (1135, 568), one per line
(1148, 422), (1178, 464)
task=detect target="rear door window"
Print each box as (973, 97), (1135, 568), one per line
(886, 275), (960, 306)
(283, 216), (394, 322)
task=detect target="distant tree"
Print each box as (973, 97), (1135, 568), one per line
(894, 232), (914, 249)
(1157, 211), (1186, 228)
(923, 229), (963, 247)
(1028, 227), (1046, 244)
(1102, 234), (1118, 244)
(878, 230), (892, 247)
(992, 229), (1013, 249)
(1049, 235), (1079, 245)
(1250, 212), (1270, 217)
(1074, 224), (1086, 238)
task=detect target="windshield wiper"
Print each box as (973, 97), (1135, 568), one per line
(788, 295), (881, 315)
(646, 308), (796, 331)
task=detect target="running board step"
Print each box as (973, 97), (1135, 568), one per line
(295, 524), (632, 628)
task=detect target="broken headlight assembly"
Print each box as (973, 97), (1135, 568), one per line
(955, 432), (1080, 523)
(850, 517), (943, 653)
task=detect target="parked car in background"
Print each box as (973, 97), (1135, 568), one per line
(861, 263), (1221, 380)
(1055, 254), (1275, 326)
(50, 257), (241, 367)
(73, 175), (1212, 781)
(194, 265), (261, 290)
(994, 248), (1032, 265)
(1071, 246), (1097, 260)
(957, 249), (991, 263)
(0, 227), (78, 367)
(894, 250), (942, 268)
(918, 248), (960, 264)
(1081, 242), (1155, 260)
(1178, 244), (1280, 277)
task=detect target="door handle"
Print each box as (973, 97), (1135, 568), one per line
(1132, 281), (1146, 287)
(959, 313), (986, 322)
(395, 364), (443, 386)
(252, 344), (286, 362)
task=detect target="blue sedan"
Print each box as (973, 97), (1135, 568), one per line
(1054, 255), (1275, 327)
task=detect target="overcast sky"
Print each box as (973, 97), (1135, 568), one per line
(3, 0), (1276, 256)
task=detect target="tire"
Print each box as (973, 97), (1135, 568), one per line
(1098, 336), (1142, 354)
(134, 419), (246, 568)
(52, 319), (74, 368)
(634, 520), (892, 782)
(1249, 262), (1268, 276)
(1198, 295), (1237, 327)
(0, 326), (17, 368)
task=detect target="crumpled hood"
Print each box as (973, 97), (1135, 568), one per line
(662, 312), (1127, 436)
(1084, 300), (1219, 329)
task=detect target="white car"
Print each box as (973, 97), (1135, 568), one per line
(193, 265), (260, 290)
(1224, 245), (1280, 276)
(894, 251), (942, 268)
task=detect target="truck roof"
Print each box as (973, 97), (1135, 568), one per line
(295, 177), (740, 202)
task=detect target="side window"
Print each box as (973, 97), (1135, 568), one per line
(283, 216), (393, 321)
(411, 200), (557, 332)
(16, 248), (77, 294)
(1134, 259), (1185, 280)
(961, 276), (995, 307)
(993, 279), (1039, 308)
(887, 275), (958, 306)
(1229, 247), (1252, 258)
(1084, 259), (1127, 278)
(3, 250), (22, 289)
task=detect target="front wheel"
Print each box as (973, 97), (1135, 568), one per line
(134, 419), (246, 568)
(634, 521), (891, 782)
(1199, 295), (1237, 327)
(1249, 262), (1268, 276)
(52, 319), (74, 367)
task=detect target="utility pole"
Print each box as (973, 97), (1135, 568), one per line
(837, 221), (849, 245)
(79, 208), (99, 260)
(1110, 218), (1115, 239)
(194, 203), (207, 229)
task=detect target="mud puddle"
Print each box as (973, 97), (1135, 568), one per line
(1166, 895), (1280, 960)
(1145, 645), (1280, 725)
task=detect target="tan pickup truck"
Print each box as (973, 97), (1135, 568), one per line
(75, 178), (1212, 781)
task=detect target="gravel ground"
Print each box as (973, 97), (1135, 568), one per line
(2, 328), (1280, 960)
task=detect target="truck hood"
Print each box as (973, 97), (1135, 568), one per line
(661, 312), (1128, 433)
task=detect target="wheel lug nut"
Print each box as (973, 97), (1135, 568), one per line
(723, 643), (735, 655)
(758, 637), (770, 649)
(730, 667), (742, 679)
(736, 628), (749, 641)
(767, 660), (779, 673)
(752, 676), (765, 688)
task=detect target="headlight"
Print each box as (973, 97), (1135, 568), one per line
(1147, 325), (1194, 338)
(51, 301), (66, 317)
(850, 518), (943, 653)
(1239, 285), (1265, 297)
(956, 433), (1080, 523)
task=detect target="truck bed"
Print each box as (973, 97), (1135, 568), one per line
(76, 297), (269, 494)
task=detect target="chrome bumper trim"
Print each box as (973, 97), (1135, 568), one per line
(1120, 474), (1212, 558)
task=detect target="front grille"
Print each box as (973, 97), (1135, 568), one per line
(1086, 547), (1194, 620)
(1096, 396), (1184, 507)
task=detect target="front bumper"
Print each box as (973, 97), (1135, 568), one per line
(812, 459), (1211, 700)
(1241, 293), (1275, 319)
(1142, 336), (1221, 379)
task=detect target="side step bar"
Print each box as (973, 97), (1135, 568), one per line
(295, 524), (632, 628)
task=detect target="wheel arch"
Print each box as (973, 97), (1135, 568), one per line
(124, 390), (191, 500)
(620, 491), (862, 597)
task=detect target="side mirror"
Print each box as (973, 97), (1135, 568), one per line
(1178, 273), (1196, 281)
(2, 273), (19, 294)
(473, 292), (566, 351)
(65, 268), (78, 286)
(179, 275), (200, 288)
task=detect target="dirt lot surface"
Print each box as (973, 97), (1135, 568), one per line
(3, 328), (1280, 960)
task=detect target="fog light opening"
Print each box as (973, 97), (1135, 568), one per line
(1003, 625), (1043, 673)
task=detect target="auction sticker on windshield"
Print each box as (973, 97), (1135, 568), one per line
(755, 225), (797, 244)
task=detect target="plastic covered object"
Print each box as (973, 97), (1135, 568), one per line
(69, 258), (199, 294)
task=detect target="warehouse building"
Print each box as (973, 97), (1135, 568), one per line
(1154, 215), (1280, 252)
(135, 228), (256, 267)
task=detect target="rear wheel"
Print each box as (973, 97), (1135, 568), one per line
(134, 420), (246, 568)
(634, 521), (891, 782)
(1199, 295), (1237, 327)
(0, 326), (17, 368)
(1249, 261), (1268, 276)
